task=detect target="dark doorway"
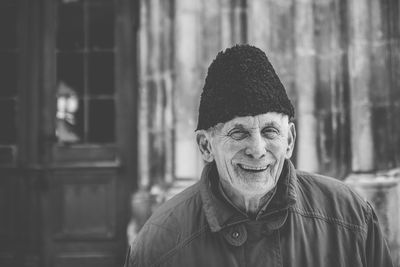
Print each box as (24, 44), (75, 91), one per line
(0, 0), (139, 266)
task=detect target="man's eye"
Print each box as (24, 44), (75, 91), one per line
(262, 128), (279, 138)
(229, 131), (248, 140)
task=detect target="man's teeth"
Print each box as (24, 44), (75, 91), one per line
(238, 164), (268, 171)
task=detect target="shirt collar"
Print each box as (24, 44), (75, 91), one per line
(199, 159), (298, 232)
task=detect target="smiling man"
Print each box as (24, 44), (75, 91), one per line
(199, 112), (295, 219)
(125, 45), (393, 267)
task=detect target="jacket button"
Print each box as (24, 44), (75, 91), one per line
(232, 231), (240, 239)
(222, 225), (247, 246)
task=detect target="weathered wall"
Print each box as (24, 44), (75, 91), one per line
(346, 0), (400, 263)
(137, 0), (400, 180)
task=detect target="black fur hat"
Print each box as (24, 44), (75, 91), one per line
(196, 44), (294, 131)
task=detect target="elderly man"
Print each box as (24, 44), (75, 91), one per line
(125, 45), (393, 267)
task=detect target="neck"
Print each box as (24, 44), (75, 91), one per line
(219, 181), (275, 218)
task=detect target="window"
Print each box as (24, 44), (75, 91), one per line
(56, 0), (116, 144)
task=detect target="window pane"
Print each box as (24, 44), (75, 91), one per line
(56, 0), (116, 146)
(88, 100), (115, 143)
(88, 52), (114, 95)
(0, 100), (16, 144)
(0, 52), (17, 97)
(88, 4), (114, 49)
(0, 6), (17, 50)
(57, 52), (84, 95)
(56, 95), (84, 143)
(57, 1), (84, 50)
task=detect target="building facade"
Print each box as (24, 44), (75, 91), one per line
(1, 0), (399, 266)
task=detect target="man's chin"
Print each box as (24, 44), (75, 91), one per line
(238, 182), (275, 196)
(238, 170), (272, 183)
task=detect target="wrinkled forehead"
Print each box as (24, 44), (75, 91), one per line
(216, 112), (289, 132)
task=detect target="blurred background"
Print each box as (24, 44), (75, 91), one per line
(1, 0), (399, 266)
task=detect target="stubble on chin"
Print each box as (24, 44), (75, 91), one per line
(237, 172), (275, 195)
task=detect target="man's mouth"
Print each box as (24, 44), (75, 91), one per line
(237, 163), (268, 172)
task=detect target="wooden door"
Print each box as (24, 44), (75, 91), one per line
(39, 0), (138, 266)
(0, 0), (139, 266)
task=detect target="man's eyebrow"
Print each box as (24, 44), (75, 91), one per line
(226, 123), (248, 130)
(224, 123), (256, 132)
(224, 120), (282, 131)
(231, 123), (246, 128)
(261, 121), (281, 128)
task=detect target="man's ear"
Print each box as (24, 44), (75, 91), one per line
(196, 130), (214, 162)
(285, 122), (296, 159)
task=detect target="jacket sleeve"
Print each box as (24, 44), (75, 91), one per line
(123, 245), (132, 267)
(365, 202), (394, 267)
(124, 225), (150, 267)
(123, 223), (179, 267)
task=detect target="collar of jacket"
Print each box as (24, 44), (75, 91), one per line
(199, 159), (298, 232)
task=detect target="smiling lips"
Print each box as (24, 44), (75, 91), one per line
(237, 163), (268, 172)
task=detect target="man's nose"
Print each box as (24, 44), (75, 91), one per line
(244, 133), (266, 159)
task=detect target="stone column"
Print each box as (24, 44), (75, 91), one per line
(137, 0), (175, 189)
(174, 0), (203, 181)
(294, 0), (319, 172)
(130, 0), (175, 240)
(347, 0), (374, 172)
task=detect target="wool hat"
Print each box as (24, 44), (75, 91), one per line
(196, 44), (294, 131)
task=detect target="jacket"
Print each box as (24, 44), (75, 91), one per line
(125, 160), (393, 267)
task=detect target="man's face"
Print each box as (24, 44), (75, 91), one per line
(198, 112), (296, 198)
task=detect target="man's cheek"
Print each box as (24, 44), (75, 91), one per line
(267, 140), (283, 153)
